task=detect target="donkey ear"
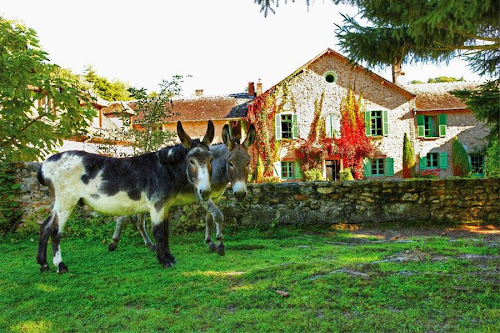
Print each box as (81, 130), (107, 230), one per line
(202, 120), (215, 146)
(177, 121), (192, 149)
(243, 124), (256, 147)
(222, 124), (234, 149)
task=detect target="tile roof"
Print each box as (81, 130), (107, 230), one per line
(403, 82), (481, 111)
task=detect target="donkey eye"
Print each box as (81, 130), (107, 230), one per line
(229, 161), (235, 168)
(189, 159), (196, 166)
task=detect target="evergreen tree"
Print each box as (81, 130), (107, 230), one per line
(402, 133), (415, 178)
(451, 137), (470, 177)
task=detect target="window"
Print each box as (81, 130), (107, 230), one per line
(470, 155), (485, 175)
(417, 114), (447, 138)
(365, 110), (388, 136)
(325, 113), (341, 138)
(364, 157), (394, 177)
(419, 152), (448, 170)
(281, 162), (295, 179)
(324, 71), (337, 83)
(275, 113), (298, 140)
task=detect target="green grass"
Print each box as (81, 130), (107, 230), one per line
(0, 227), (499, 332)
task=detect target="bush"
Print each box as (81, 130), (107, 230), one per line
(415, 170), (440, 179)
(452, 137), (470, 176)
(0, 163), (21, 236)
(485, 140), (500, 177)
(340, 168), (354, 181)
(402, 133), (415, 178)
(304, 169), (323, 181)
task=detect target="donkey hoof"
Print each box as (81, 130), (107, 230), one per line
(108, 242), (118, 251)
(216, 245), (225, 256)
(57, 263), (69, 274)
(162, 261), (174, 269)
(208, 242), (217, 253)
(40, 264), (51, 273)
(167, 254), (176, 263)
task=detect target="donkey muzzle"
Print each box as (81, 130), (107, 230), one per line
(232, 181), (247, 202)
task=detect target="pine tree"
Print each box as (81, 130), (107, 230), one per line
(451, 137), (470, 177)
(402, 133), (415, 178)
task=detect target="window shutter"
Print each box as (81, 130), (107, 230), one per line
(273, 161), (281, 178)
(363, 159), (372, 177)
(332, 114), (341, 138)
(385, 157), (394, 176)
(468, 155), (472, 173)
(325, 114), (333, 138)
(294, 161), (303, 180)
(364, 111), (371, 137)
(416, 115), (425, 138)
(275, 114), (282, 140)
(419, 156), (427, 170)
(438, 114), (447, 137)
(382, 110), (389, 136)
(292, 114), (298, 139)
(439, 152), (448, 169)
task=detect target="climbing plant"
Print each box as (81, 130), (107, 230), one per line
(334, 89), (374, 179)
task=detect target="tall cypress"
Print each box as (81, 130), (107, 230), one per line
(402, 133), (415, 178)
(452, 137), (470, 177)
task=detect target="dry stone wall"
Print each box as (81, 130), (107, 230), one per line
(11, 162), (499, 229)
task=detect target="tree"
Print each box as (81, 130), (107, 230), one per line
(402, 133), (415, 178)
(428, 76), (464, 83)
(335, 89), (374, 179)
(451, 137), (470, 177)
(334, 0), (499, 82)
(0, 17), (96, 161)
(83, 66), (133, 101)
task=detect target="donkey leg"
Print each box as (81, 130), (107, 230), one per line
(151, 209), (175, 268)
(37, 212), (55, 272)
(51, 209), (72, 274)
(205, 211), (217, 252)
(201, 198), (225, 256)
(109, 216), (128, 251)
(136, 214), (155, 251)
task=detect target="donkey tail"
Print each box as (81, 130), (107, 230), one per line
(37, 167), (46, 186)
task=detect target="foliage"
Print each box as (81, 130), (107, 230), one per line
(409, 80), (424, 84)
(0, 17), (96, 161)
(428, 76), (464, 83)
(303, 169), (323, 181)
(83, 66), (134, 102)
(334, 89), (374, 179)
(2, 228), (499, 331)
(451, 137), (470, 177)
(452, 80), (500, 144)
(334, 0), (500, 79)
(415, 169), (440, 179)
(484, 140), (500, 177)
(0, 163), (21, 235)
(402, 133), (415, 178)
(339, 168), (354, 181)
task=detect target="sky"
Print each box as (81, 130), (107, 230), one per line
(1, 0), (483, 96)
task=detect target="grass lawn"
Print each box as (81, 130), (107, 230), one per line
(0, 225), (499, 332)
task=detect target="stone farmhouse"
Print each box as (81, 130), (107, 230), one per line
(59, 48), (488, 180)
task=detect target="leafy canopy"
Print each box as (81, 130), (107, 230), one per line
(0, 17), (96, 161)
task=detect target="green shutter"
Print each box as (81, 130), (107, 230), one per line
(364, 111), (371, 137)
(438, 114), (447, 137)
(416, 115), (425, 138)
(419, 155), (427, 170)
(292, 114), (298, 139)
(382, 110), (389, 136)
(275, 114), (282, 140)
(273, 161), (281, 178)
(385, 157), (394, 176)
(294, 161), (303, 180)
(364, 159), (372, 177)
(439, 152), (448, 170)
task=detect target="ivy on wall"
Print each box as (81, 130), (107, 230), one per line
(0, 163), (21, 235)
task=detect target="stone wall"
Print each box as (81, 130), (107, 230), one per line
(11, 162), (499, 228)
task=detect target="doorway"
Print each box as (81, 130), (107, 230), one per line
(325, 159), (341, 181)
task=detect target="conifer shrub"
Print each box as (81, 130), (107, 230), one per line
(452, 137), (470, 176)
(402, 133), (415, 178)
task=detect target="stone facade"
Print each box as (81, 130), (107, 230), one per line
(10, 162), (499, 229)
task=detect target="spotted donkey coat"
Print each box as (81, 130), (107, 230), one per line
(108, 124), (256, 255)
(36, 121), (215, 273)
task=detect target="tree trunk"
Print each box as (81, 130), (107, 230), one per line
(391, 59), (405, 84)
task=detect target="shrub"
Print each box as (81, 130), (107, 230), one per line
(0, 162), (21, 235)
(452, 137), (470, 176)
(415, 169), (440, 179)
(340, 168), (354, 181)
(402, 133), (415, 178)
(485, 140), (500, 177)
(304, 169), (323, 181)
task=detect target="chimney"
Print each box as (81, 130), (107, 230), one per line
(195, 89), (203, 97)
(248, 82), (255, 97)
(256, 79), (263, 96)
